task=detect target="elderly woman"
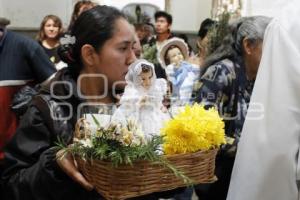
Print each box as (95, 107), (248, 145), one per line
(193, 16), (271, 200)
(228, 1), (300, 200)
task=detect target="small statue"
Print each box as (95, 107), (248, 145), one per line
(159, 38), (200, 104)
(112, 59), (169, 139)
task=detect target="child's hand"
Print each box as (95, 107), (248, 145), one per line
(138, 96), (147, 108)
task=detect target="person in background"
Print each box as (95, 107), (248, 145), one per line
(134, 23), (147, 46)
(67, 0), (96, 31)
(176, 33), (194, 56)
(133, 33), (142, 58)
(152, 11), (173, 50)
(193, 16), (271, 200)
(37, 15), (64, 68)
(144, 22), (155, 43)
(142, 11), (173, 79)
(0, 17), (56, 162)
(196, 18), (216, 66)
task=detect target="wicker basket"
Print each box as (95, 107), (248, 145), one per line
(75, 148), (218, 200)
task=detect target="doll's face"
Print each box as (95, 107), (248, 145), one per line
(139, 70), (153, 90)
(167, 47), (184, 67)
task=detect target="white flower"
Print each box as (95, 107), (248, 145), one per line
(121, 128), (134, 146)
(60, 34), (76, 45)
(80, 138), (93, 148)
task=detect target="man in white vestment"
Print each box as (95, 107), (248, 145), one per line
(227, 1), (300, 200)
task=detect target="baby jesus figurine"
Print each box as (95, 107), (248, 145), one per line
(112, 59), (169, 140)
(159, 38), (200, 104)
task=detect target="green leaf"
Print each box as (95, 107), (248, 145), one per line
(91, 114), (101, 127)
(55, 134), (193, 186)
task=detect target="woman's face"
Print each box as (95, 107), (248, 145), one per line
(133, 35), (142, 58)
(95, 18), (136, 90)
(44, 19), (60, 39)
(167, 47), (184, 67)
(197, 36), (209, 56)
(251, 41), (263, 70)
(243, 39), (263, 77)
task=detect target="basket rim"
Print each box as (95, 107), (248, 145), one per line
(75, 148), (218, 166)
(75, 148), (218, 199)
(164, 148), (218, 158)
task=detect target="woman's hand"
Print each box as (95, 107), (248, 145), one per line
(56, 149), (94, 191)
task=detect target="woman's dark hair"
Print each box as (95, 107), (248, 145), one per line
(154, 11), (172, 24)
(198, 18), (216, 40)
(58, 5), (126, 78)
(202, 16), (271, 74)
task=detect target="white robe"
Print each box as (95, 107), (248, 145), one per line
(242, 0), (288, 17)
(113, 79), (168, 139)
(112, 61), (169, 140)
(227, 1), (300, 200)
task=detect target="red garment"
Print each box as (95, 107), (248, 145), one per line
(0, 86), (22, 159)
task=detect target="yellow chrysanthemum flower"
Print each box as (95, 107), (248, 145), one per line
(162, 104), (226, 155)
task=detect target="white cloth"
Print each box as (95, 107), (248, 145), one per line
(227, 1), (300, 200)
(112, 59), (169, 140)
(242, 0), (287, 17)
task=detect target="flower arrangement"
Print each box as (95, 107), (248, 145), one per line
(162, 104), (226, 155)
(56, 106), (222, 199)
(59, 116), (165, 166)
(57, 115), (190, 180)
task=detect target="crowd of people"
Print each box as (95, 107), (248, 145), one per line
(0, 0), (299, 200)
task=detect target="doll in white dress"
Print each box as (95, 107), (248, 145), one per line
(112, 59), (168, 140)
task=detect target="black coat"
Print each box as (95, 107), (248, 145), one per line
(1, 68), (102, 200)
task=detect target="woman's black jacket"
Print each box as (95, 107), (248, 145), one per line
(1, 68), (102, 200)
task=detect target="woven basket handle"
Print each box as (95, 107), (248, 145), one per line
(74, 118), (92, 141)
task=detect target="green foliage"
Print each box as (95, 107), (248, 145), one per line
(142, 44), (158, 64)
(56, 116), (193, 185)
(58, 135), (161, 166)
(207, 12), (231, 56)
(56, 135), (192, 185)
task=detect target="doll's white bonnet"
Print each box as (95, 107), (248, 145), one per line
(158, 37), (189, 68)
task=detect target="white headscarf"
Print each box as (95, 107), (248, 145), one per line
(227, 1), (300, 200)
(125, 59), (156, 89)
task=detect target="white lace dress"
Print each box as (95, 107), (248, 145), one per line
(112, 59), (169, 140)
